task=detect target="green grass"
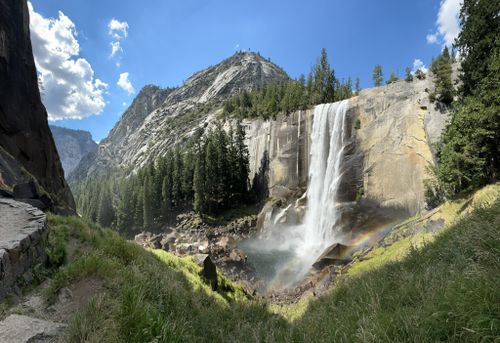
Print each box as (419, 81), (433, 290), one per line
(46, 191), (500, 342)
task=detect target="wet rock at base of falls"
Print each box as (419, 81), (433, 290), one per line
(198, 254), (218, 291)
(312, 243), (352, 270)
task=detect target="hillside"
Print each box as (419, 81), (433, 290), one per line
(1, 184), (498, 342)
(70, 52), (289, 181)
(49, 126), (97, 176)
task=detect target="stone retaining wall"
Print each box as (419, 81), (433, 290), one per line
(0, 198), (48, 300)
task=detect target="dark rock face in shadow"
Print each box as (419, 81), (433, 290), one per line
(0, 0), (75, 214)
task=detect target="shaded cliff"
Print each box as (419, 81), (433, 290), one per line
(49, 125), (97, 176)
(0, 0), (75, 213)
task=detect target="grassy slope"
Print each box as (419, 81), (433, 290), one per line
(45, 186), (500, 342)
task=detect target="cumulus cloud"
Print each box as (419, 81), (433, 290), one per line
(412, 59), (428, 74)
(28, 2), (107, 120)
(427, 0), (463, 46)
(117, 72), (135, 95)
(108, 19), (128, 58)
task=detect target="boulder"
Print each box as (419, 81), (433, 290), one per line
(217, 236), (236, 250)
(0, 314), (66, 343)
(200, 255), (218, 291)
(312, 243), (352, 270)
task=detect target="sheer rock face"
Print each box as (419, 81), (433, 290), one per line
(50, 126), (97, 176)
(0, 0), (75, 214)
(70, 52), (289, 181)
(248, 76), (449, 217)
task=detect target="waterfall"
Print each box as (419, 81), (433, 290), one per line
(239, 100), (350, 290)
(298, 100), (349, 258)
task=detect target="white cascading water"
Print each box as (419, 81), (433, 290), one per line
(239, 100), (350, 290)
(297, 100), (349, 258)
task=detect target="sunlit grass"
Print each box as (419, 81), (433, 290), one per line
(43, 184), (500, 342)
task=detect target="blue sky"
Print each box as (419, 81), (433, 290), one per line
(29, 0), (461, 142)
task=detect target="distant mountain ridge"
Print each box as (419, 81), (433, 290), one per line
(49, 125), (97, 176)
(70, 51), (289, 182)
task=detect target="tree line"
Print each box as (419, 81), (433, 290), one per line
(73, 121), (253, 234)
(426, 0), (499, 205)
(223, 48), (360, 119)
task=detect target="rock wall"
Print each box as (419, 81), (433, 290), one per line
(245, 110), (313, 199)
(0, 0), (75, 214)
(246, 76), (449, 217)
(0, 198), (48, 300)
(50, 125), (97, 176)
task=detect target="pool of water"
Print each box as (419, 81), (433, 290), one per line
(238, 236), (316, 291)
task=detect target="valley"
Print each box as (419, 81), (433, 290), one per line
(0, 0), (498, 341)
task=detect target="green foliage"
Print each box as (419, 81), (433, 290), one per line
(46, 223), (69, 268)
(386, 71), (398, 84)
(372, 64), (383, 86)
(404, 67), (413, 82)
(223, 48), (355, 119)
(355, 185), (364, 202)
(414, 69), (426, 80)
(73, 121), (253, 233)
(434, 0), (499, 198)
(430, 46), (454, 104)
(456, 0), (500, 97)
(50, 194), (500, 342)
(355, 77), (361, 95)
(354, 118), (361, 130)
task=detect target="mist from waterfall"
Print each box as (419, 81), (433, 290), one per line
(239, 100), (350, 290)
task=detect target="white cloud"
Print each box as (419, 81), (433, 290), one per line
(108, 19), (128, 59)
(426, 33), (438, 44)
(28, 2), (107, 120)
(117, 72), (135, 95)
(122, 102), (127, 107)
(110, 41), (122, 57)
(412, 59), (428, 74)
(108, 19), (128, 40)
(427, 0), (463, 46)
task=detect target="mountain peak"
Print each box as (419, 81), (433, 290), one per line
(70, 51), (289, 181)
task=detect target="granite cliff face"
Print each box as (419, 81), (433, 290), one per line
(246, 74), (449, 220)
(70, 52), (288, 181)
(50, 126), (97, 176)
(0, 0), (75, 213)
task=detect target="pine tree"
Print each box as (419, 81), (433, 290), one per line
(234, 120), (250, 204)
(97, 187), (114, 228)
(193, 140), (206, 213)
(405, 67), (413, 82)
(372, 64), (383, 86)
(355, 77), (361, 95)
(433, 0), (500, 198)
(116, 181), (134, 232)
(386, 71), (398, 85)
(430, 46), (454, 104)
(143, 175), (153, 228)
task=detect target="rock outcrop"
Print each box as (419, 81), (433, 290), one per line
(248, 75), (449, 217)
(0, 0), (75, 213)
(0, 314), (65, 342)
(70, 52), (288, 181)
(0, 198), (48, 300)
(49, 125), (97, 176)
